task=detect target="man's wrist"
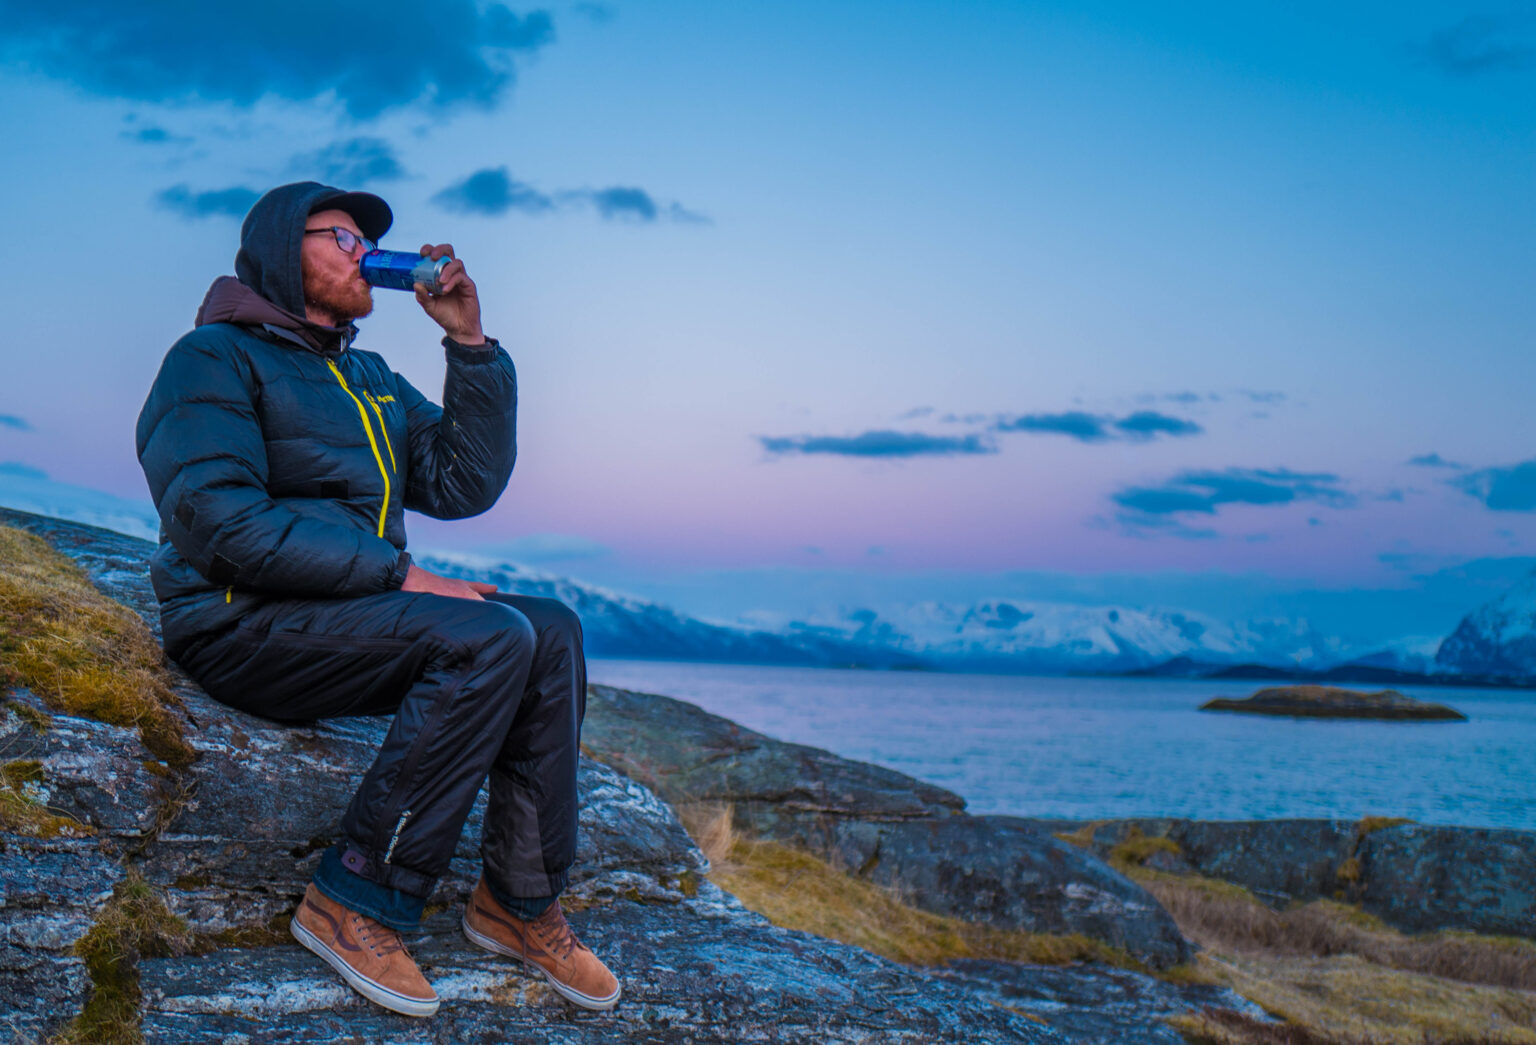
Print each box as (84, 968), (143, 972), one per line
(443, 334), (498, 356)
(444, 330), (486, 347)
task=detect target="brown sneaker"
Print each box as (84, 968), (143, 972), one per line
(462, 879), (621, 1010)
(290, 884), (440, 1018)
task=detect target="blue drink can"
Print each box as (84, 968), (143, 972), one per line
(359, 250), (451, 294)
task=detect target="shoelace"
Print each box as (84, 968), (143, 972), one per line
(352, 913), (406, 958)
(530, 904), (580, 962)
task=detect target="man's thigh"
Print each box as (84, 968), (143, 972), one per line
(182, 589), (525, 722)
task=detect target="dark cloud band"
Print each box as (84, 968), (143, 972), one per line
(432, 167), (708, 223)
(1455, 461), (1536, 511)
(156, 185), (262, 220)
(994, 410), (1202, 443)
(760, 431), (996, 458)
(1114, 467), (1355, 517)
(290, 138), (405, 187)
(0, 2), (554, 118)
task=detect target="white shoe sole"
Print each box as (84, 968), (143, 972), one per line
(462, 915), (622, 1011)
(291, 918), (440, 1018)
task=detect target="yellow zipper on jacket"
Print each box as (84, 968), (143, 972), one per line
(362, 390), (398, 474)
(325, 358), (391, 538)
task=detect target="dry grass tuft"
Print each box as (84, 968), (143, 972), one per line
(676, 802), (1135, 970)
(1168, 1006), (1358, 1045)
(684, 801), (737, 869)
(1201, 953), (1536, 1045)
(0, 526), (192, 768)
(1053, 821), (1102, 851)
(0, 758), (92, 839)
(1355, 816), (1414, 837)
(1108, 824), (1183, 868)
(1135, 868), (1536, 993)
(55, 872), (193, 1045)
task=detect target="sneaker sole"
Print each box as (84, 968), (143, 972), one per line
(291, 918), (440, 1018)
(461, 915), (621, 1011)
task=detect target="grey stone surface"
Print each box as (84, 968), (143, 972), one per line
(0, 832), (122, 1040)
(1358, 825), (1536, 937)
(140, 883), (1063, 1044)
(931, 959), (1272, 1044)
(1040, 816), (1536, 943)
(584, 684), (1194, 968)
(1048, 818), (1358, 908)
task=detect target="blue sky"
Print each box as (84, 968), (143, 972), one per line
(1, 1), (1534, 642)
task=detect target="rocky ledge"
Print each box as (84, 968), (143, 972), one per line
(1047, 817), (1536, 939)
(1199, 684), (1467, 721)
(2, 508), (1271, 1043)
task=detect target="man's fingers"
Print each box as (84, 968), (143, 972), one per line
(420, 243), (455, 262)
(469, 580), (499, 593)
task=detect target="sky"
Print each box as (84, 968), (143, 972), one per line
(0, 1), (1534, 643)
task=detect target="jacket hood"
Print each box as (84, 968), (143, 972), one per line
(233, 181), (391, 317)
(194, 276), (357, 353)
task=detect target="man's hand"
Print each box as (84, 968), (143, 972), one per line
(401, 563), (499, 601)
(413, 243), (485, 346)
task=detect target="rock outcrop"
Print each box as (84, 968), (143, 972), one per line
(2, 508), (1265, 1041)
(581, 684), (1194, 969)
(1199, 685), (1466, 721)
(1055, 818), (1536, 940)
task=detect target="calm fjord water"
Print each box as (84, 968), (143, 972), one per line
(589, 659), (1536, 830)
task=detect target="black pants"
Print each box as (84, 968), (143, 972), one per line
(181, 590), (586, 917)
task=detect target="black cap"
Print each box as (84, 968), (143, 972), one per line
(308, 188), (393, 242)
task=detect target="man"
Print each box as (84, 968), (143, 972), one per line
(136, 182), (619, 1017)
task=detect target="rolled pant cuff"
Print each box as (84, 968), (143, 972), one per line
(312, 845), (428, 932)
(486, 878), (558, 920)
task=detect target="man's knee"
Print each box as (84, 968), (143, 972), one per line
(534, 599), (584, 653)
(418, 597), (536, 671)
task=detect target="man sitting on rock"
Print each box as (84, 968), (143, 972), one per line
(135, 182), (619, 1017)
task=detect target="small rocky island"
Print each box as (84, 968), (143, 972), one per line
(1200, 684), (1467, 721)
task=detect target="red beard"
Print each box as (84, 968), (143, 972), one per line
(304, 267), (374, 324)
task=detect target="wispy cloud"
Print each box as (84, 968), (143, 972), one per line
(996, 411), (1109, 441)
(994, 409), (1202, 443)
(1421, 16), (1535, 76)
(760, 430), (996, 458)
(0, 415), (31, 431)
(0, 2), (554, 119)
(155, 184), (262, 220)
(0, 462), (48, 480)
(433, 167), (709, 223)
(560, 186), (711, 223)
(573, 2), (615, 23)
(1113, 468), (1356, 517)
(122, 125), (191, 146)
(290, 137), (405, 186)
(1454, 460), (1536, 511)
(1408, 452), (1465, 470)
(432, 167), (555, 215)
(1114, 411), (1203, 439)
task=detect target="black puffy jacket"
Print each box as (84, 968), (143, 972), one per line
(136, 183), (517, 658)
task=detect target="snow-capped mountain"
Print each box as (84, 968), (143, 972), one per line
(415, 553), (913, 667)
(415, 555), (1384, 674)
(792, 600), (1362, 673)
(1435, 570), (1536, 678)
(0, 472), (160, 543)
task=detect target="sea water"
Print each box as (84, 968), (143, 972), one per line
(588, 659), (1536, 830)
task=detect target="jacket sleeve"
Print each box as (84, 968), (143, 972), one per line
(136, 331), (411, 596)
(397, 336), (518, 519)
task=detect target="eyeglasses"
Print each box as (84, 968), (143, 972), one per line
(304, 226), (376, 255)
